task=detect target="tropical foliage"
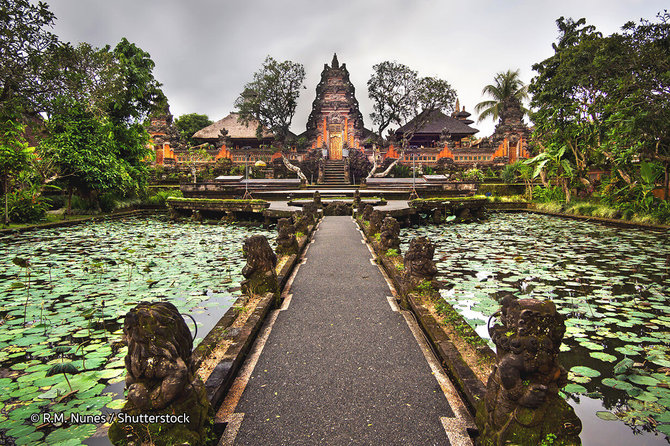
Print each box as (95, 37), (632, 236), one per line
(474, 69), (528, 123)
(174, 113), (213, 146)
(529, 12), (670, 218)
(0, 1), (164, 223)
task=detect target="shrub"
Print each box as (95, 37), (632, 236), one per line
(464, 168), (484, 182)
(7, 188), (48, 223)
(145, 189), (183, 205)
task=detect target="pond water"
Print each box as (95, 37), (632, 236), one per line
(401, 212), (670, 445)
(0, 216), (273, 445)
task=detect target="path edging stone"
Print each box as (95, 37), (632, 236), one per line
(357, 217), (492, 414)
(193, 221), (318, 411)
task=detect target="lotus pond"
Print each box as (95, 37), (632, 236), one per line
(0, 216), (272, 445)
(401, 212), (670, 445)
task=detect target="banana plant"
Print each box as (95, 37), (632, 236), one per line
(525, 144), (575, 203)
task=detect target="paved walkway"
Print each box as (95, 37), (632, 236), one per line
(219, 216), (472, 445)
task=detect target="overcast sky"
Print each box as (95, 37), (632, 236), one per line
(45, 0), (666, 137)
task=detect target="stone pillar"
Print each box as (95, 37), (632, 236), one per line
(241, 235), (279, 299)
(276, 218), (298, 255)
(475, 295), (582, 445)
(379, 217), (401, 253)
(108, 302), (213, 445)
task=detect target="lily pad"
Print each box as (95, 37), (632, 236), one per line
(570, 366), (601, 378)
(596, 411), (619, 421)
(590, 352), (617, 362)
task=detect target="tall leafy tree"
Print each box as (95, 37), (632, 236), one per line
(174, 113), (213, 146)
(530, 13), (670, 200)
(474, 69), (528, 123)
(367, 61), (457, 146)
(40, 98), (136, 214)
(235, 56), (305, 144)
(367, 61), (419, 139)
(0, 0), (58, 118)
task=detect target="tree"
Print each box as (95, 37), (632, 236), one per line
(366, 61), (456, 177)
(235, 56), (305, 144)
(367, 62), (457, 147)
(0, 0), (58, 118)
(474, 69), (529, 123)
(0, 119), (33, 225)
(174, 113), (213, 146)
(367, 61), (419, 140)
(530, 12), (670, 202)
(40, 98), (137, 215)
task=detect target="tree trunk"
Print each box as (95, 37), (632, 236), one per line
(539, 170), (549, 188)
(664, 162), (669, 201)
(373, 152), (404, 178)
(562, 178), (571, 203)
(3, 175), (8, 226)
(65, 185), (73, 219)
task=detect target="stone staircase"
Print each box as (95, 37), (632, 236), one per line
(320, 159), (349, 187)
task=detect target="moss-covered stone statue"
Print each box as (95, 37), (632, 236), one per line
(276, 218), (298, 255)
(379, 217), (401, 253)
(362, 204), (374, 221)
(402, 236), (438, 288)
(293, 212), (310, 234)
(323, 201), (352, 216)
(302, 202), (318, 225)
(368, 209), (384, 234)
(241, 235), (279, 298)
(475, 295), (582, 446)
(108, 301), (214, 445)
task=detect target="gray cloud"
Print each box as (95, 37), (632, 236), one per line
(46, 0), (667, 136)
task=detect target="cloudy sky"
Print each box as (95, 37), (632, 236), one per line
(46, 0), (666, 137)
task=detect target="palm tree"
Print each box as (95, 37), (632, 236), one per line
(475, 69), (528, 123)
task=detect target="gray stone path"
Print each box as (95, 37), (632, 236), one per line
(223, 216), (469, 445)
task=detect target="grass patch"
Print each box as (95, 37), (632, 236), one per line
(434, 299), (488, 349)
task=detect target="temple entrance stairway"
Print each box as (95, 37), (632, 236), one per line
(217, 216), (474, 445)
(320, 159), (349, 187)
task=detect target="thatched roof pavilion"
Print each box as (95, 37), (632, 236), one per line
(192, 112), (274, 143)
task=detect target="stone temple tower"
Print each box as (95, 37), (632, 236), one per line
(305, 54), (365, 159)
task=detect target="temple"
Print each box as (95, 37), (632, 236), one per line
(149, 54), (531, 171)
(304, 53), (372, 157)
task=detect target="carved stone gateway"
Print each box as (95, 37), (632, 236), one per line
(241, 235), (279, 298)
(379, 217), (401, 253)
(276, 218), (298, 255)
(108, 302), (212, 445)
(476, 295), (582, 446)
